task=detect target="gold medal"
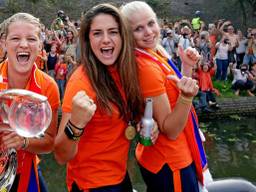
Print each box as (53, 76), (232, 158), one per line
(125, 125), (136, 140)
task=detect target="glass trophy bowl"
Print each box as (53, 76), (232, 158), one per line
(0, 89), (52, 191)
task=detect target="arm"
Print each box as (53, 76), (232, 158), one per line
(153, 76), (198, 140)
(179, 46), (201, 77)
(219, 20), (231, 35)
(54, 91), (96, 164)
(67, 18), (79, 40)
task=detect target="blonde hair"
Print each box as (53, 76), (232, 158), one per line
(121, 1), (156, 22)
(3, 13), (41, 37)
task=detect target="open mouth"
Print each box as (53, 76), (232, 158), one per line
(16, 52), (30, 63)
(101, 47), (113, 57)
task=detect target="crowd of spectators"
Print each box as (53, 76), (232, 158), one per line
(0, 10), (255, 110)
(160, 11), (256, 112)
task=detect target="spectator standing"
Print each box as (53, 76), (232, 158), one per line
(215, 37), (232, 81)
(191, 10), (204, 32)
(196, 63), (218, 112)
(220, 22), (239, 66)
(35, 45), (47, 71)
(243, 29), (256, 66)
(46, 44), (59, 78)
(55, 54), (67, 99)
(236, 30), (247, 68)
(161, 29), (178, 61)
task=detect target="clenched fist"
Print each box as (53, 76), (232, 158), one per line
(70, 91), (97, 129)
(178, 46), (200, 68)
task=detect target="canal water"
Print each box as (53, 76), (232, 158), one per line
(128, 116), (256, 191)
(41, 116), (256, 191)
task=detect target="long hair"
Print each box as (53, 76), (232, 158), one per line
(79, 3), (143, 119)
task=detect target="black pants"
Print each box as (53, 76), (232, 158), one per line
(71, 172), (133, 192)
(139, 163), (199, 192)
(232, 79), (254, 91)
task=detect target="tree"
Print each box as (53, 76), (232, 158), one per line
(246, 0), (256, 16)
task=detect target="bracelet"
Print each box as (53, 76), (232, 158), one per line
(64, 122), (84, 141)
(179, 95), (193, 105)
(21, 137), (29, 149)
(68, 120), (84, 131)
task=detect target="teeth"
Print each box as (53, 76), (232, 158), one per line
(17, 52), (29, 56)
(101, 47), (112, 51)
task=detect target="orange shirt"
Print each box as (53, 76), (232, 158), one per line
(136, 50), (193, 173)
(55, 62), (67, 80)
(0, 60), (60, 192)
(62, 66), (130, 190)
(35, 49), (47, 70)
(197, 68), (214, 91)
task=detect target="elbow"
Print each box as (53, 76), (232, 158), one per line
(54, 140), (77, 165)
(161, 127), (179, 140)
(54, 152), (69, 165)
(167, 132), (179, 140)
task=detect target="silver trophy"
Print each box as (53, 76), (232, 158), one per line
(0, 89), (52, 191)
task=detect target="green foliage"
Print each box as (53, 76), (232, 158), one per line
(213, 79), (236, 98)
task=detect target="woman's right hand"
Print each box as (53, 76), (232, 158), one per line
(70, 91), (97, 129)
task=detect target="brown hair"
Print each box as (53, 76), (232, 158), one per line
(79, 3), (143, 119)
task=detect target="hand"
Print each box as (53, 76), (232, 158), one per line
(151, 121), (159, 144)
(136, 120), (159, 144)
(178, 45), (200, 68)
(1, 130), (25, 150)
(167, 75), (199, 98)
(70, 91), (97, 128)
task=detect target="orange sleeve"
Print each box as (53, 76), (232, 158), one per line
(62, 67), (94, 113)
(137, 57), (166, 98)
(41, 74), (60, 111)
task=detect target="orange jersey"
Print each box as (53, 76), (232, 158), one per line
(62, 66), (130, 190)
(0, 60), (60, 192)
(136, 50), (193, 173)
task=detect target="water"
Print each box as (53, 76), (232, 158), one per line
(128, 116), (256, 191)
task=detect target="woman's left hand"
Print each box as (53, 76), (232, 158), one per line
(150, 121), (159, 144)
(178, 45), (200, 68)
(136, 120), (159, 144)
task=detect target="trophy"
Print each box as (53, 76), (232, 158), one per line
(0, 89), (52, 191)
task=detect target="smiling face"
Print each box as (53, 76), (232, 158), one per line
(89, 13), (122, 66)
(128, 8), (160, 50)
(5, 21), (41, 76)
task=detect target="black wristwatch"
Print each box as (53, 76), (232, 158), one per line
(64, 123), (81, 141)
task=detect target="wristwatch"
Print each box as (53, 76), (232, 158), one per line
(64, 123), (81, 141)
